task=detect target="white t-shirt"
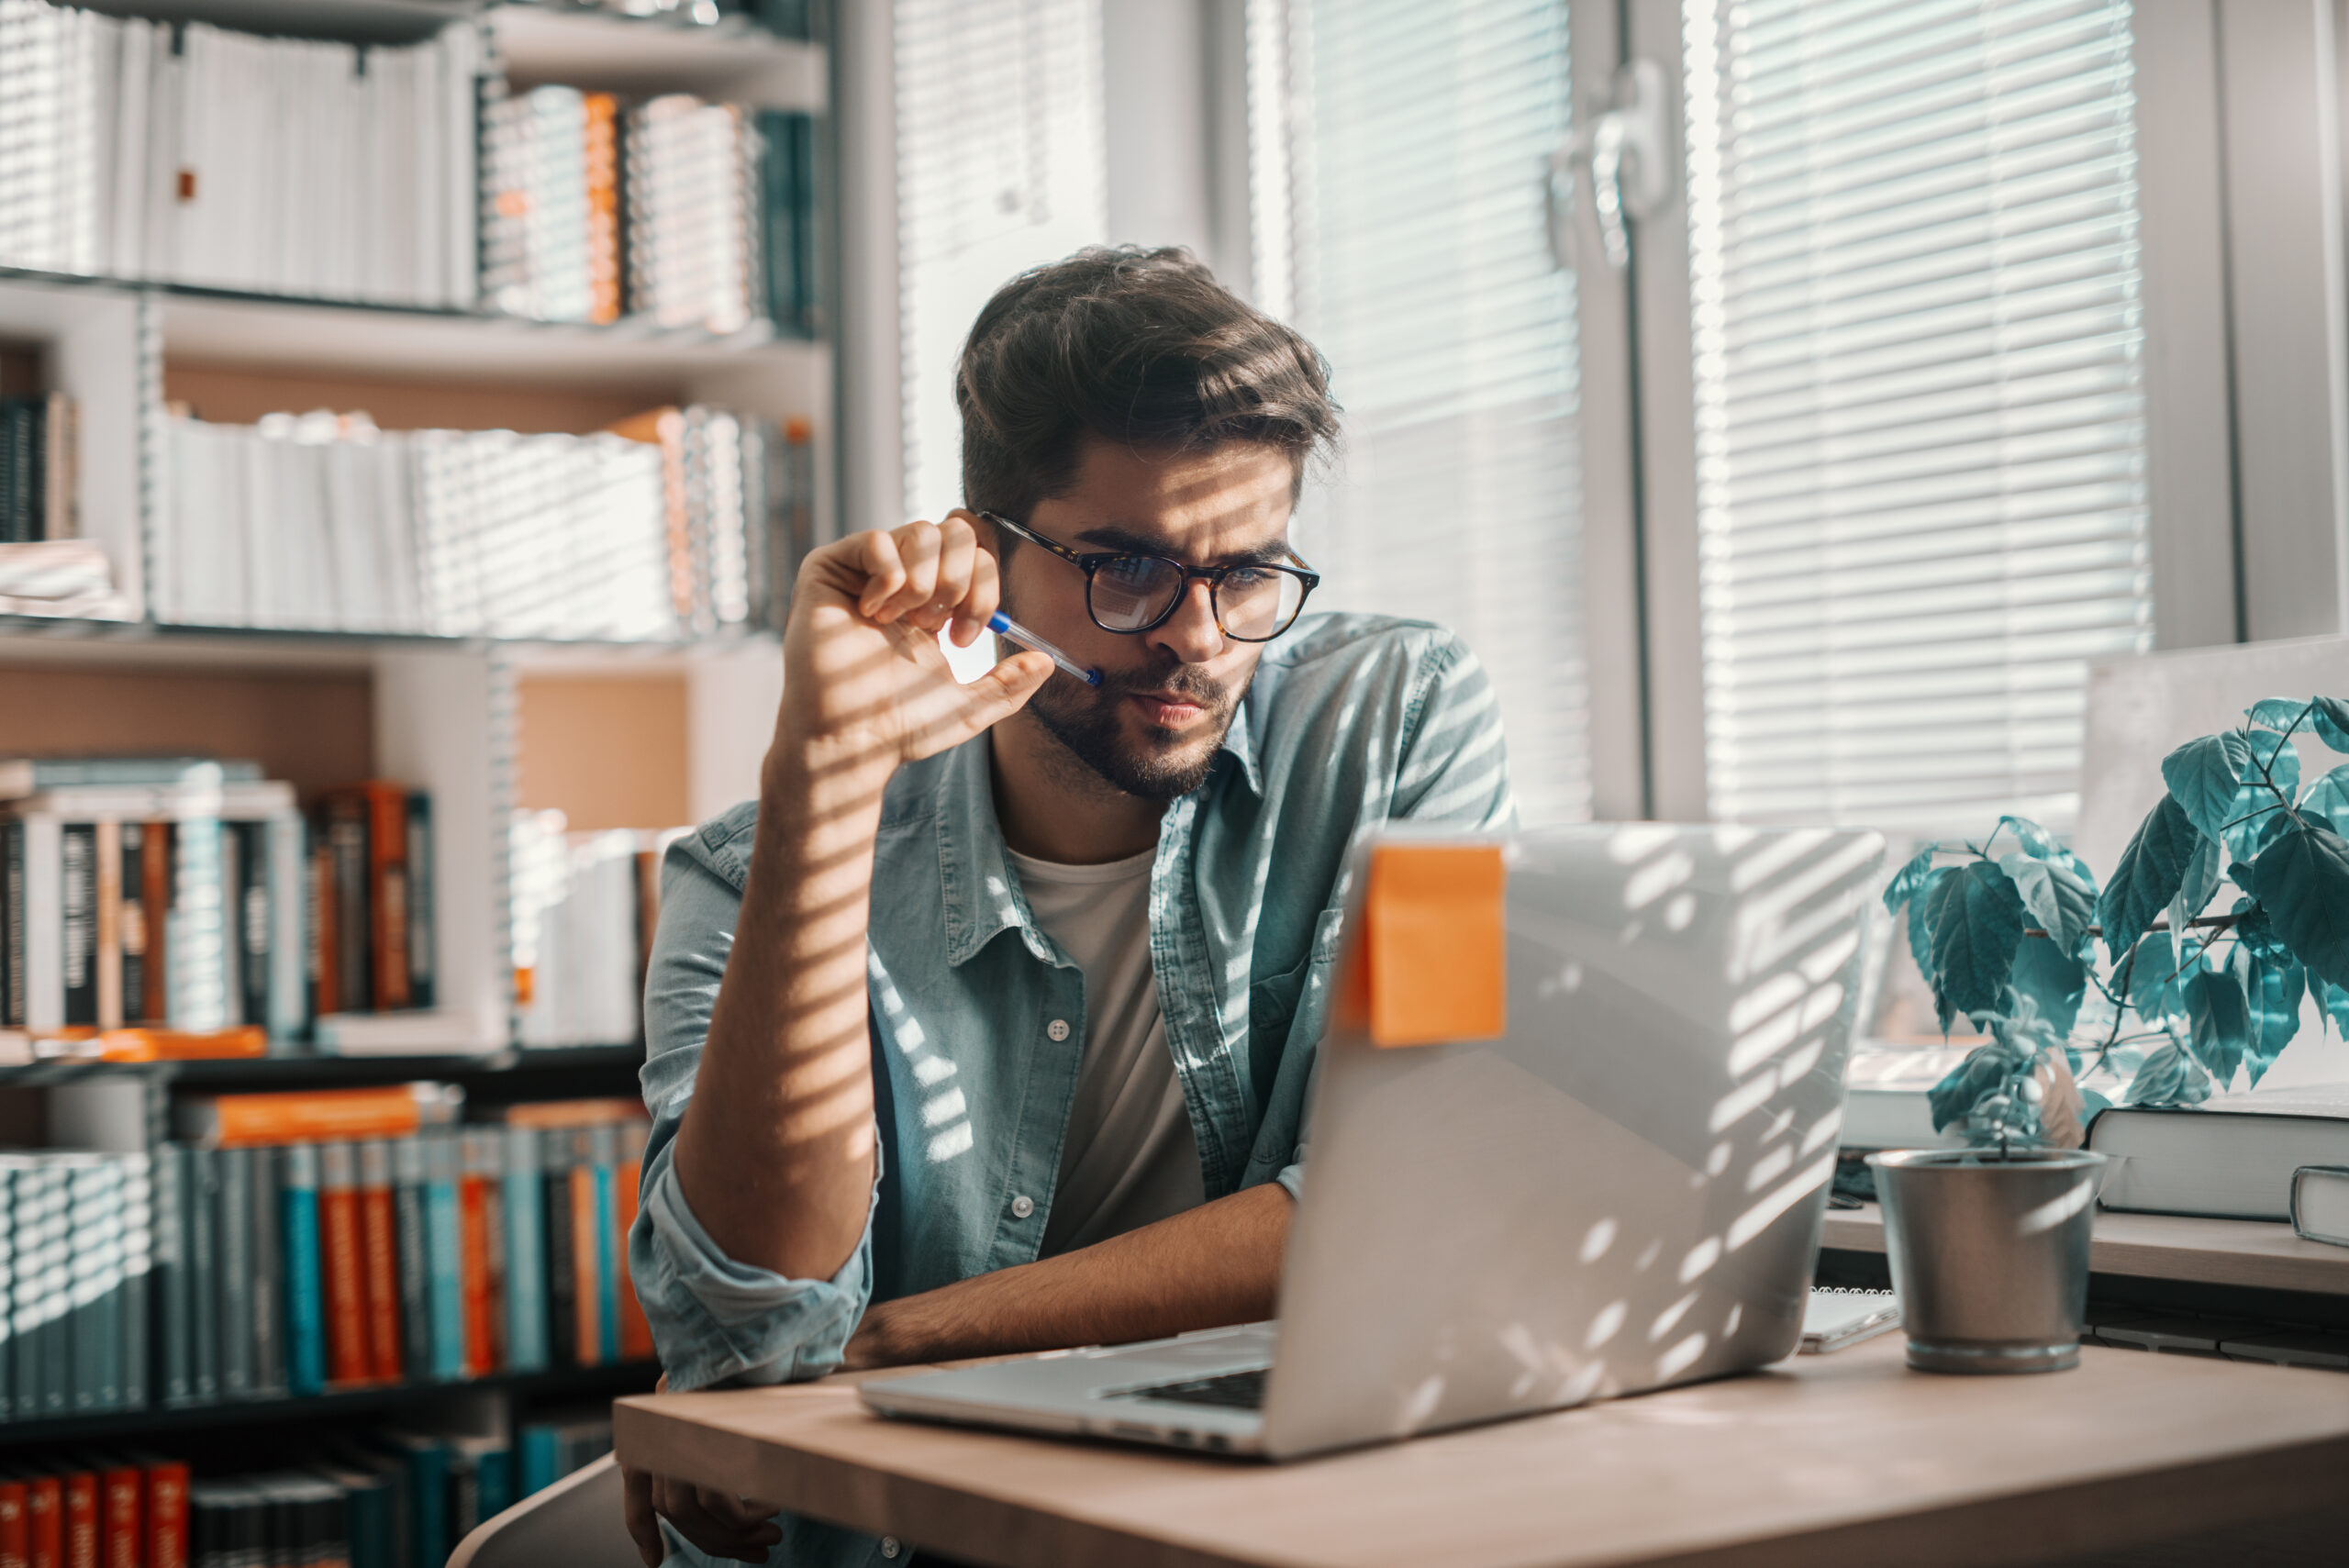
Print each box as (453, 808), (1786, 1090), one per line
(1006, 844), (1206, 1254)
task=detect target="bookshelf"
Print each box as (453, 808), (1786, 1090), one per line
(0, 0), (830, 1540)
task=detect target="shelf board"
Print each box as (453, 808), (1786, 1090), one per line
(492, 6), (824, 107)
(0, 1360), (658, 1449)
(0, 617), (780, 672)
(1822, 1201), (2349, 1297)
(0, 1044), (647, 1088)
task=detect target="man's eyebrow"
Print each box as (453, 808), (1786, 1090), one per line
(1072, 525), (1292, 565)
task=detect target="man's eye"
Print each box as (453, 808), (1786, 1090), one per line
(1224, 568), (1274, 590)
(1099, 557), (1164, 588)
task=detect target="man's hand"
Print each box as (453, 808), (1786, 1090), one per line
(775, 514), (1053, 787)
(621, 1375), (784, 1566)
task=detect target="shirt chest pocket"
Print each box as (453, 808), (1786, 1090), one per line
(1244, 905), (1350, 1099)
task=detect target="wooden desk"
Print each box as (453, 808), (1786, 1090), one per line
(1822, 1203), (2349, 1296)
(615, 1336), (2349, 1568)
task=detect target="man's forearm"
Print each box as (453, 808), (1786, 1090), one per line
(672, 747), (890, 1282)
(849, 1184), (1294, 1368)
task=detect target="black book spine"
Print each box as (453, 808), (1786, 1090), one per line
(22, 396), (42, 545)
(61, 822), (97, 1027)
(327, 804), (370, 1014)
(543, 1153), (575, 1367)
(2, 817), (19, 1029)
(405, 793), (433, 1010)
(394, 1140), (433, 1379)
(190, 1145), (220, 1402)
(0, 400), (17, 544)
(120, 824), (146, 1024)
(235, 821), (270, 1030)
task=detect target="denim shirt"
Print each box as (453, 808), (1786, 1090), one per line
(629, 612), (1513, 1566)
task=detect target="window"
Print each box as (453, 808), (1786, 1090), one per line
(1259, 0), (1596, 826)
(1677, 0), (2154, 832)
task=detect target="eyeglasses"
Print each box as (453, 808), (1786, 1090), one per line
(978, 512), (1320, 642)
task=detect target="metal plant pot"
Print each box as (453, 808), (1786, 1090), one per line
(1867, 1147), (2110, 1374)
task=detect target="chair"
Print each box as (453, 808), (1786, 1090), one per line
(447, 1453), (643, 1568)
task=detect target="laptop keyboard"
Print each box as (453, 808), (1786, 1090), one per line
(1113, 1367), (1267, 1410)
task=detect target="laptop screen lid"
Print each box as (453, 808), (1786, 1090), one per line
(1258, 823), (1884, 1460)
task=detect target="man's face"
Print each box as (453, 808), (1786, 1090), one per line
(992, 437), (1297, 801)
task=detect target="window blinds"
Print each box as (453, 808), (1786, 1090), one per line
(1680, 0), (2153, 832)
(1270, 0), (1592, 825)
(892, 0), (1107, 528)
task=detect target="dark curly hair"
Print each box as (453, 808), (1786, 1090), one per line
(955, 246), (1341, 527)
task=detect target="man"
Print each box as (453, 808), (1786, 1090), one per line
(623, 247), (1514, 1565)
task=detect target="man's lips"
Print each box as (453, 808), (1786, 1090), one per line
(1129, 692), (1210, 727)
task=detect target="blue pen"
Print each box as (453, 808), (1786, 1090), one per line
(985, 611), (1102, 686)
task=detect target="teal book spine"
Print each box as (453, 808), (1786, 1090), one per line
(67, 1156), (107, 1409)
(217, 1145), (252, 1398)
(423, 1131), (464, 1380)
(590, 1124), (618, 1364)
(500, 1127), (547, 1373)
(154, 1144), (193, 1407)
(6, 1159), (39, 1417)
(282, 1143), (327, 1396)
(0, 1161), (11, 1418)
(378, 1429), (449, 1568)
(119, 1150), (150, 1410)
(516, 1426), (558, 1497)
(34, 1160), (67, 1414)
(188, 1146), (218, 1402)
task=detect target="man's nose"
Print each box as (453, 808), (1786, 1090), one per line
(1148, 577), (1226, 665)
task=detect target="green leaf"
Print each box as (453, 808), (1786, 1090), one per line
(2009, 933), (2087, 1040)
(2125, 931), (2179, 1020)
(2300, 763), (2349, 831)
(1924, 861), (2028, 1019)
(1883, 846), (1938, 914)
(2313, 696), (2349, 752)
(1927, 1047), (2009, 1134)
(2243, 949), (2304, 1086)
(2249, 822), (2349, 991)
(2098, 795), (2200, 963)
(2174, 829), (2224, 922)
(1998, 852), (2098, 955)
(1997, 816), (2096, 887)
(1905, 863), (1950, 974)
(2162, 732), (2255, 842)
(2125, 1041), (2213, 1108)
(2247, 697), (2312, 732)
(2327, 980), (2349, 1040)
(2183, 968), (2252, 1087)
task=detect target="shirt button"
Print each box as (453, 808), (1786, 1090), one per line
(880, 1538), (901, 1560)
(1047, 1018), (1071, 1041)
(1011, 1194), (1035, 1218)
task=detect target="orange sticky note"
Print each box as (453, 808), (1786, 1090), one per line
(1364, 842), (1507, 1047)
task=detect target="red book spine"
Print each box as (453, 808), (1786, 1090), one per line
(25, 1477), (59, 1568)
(142, 1462), (188, 1568)
(320, 1143), (370, 1385)
(359, 1141), (404, 1383)
(616, 1129), (652, 1362)
(460, 1160), (495, 1375)
(59, 1474), (93, 1568)
(95, 1467), (136, 1568)
(0, 1478), (28, 1568)
(570, 1147), (600, 1366)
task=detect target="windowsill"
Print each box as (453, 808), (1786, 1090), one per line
(1823, 1203), (2349, 1296)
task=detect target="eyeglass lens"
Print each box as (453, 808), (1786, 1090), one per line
(1090, 558), (1307, 639)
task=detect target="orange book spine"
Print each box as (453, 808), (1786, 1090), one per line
(570, 1151), (601, 1366)
(199, 1086), (425, 1147)
(584, 92), (621, 325)
(319, 1143), (371, 1385)
(358, 1140), (404, 1383)
(25, 1476), (58, 1568)
(139, 1462), (187, 1568)
(459, 1153), (495, 1376)
(95, 1465), (136, 1568)
(328, 784), (409, 1012)
(140, 821), (171, 1023)
(615, 1123), (651, 1362)
(94, 819), (121, 1030)
(0, 1477), (27, 1568)
(59, 1474), (93, 1568)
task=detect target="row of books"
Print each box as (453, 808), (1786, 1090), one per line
(0, 393), (73, 545)
(0, 1089), (656, 1421)
(0, 1407), (616, 1568)
(0, 3), (482, 307)
(0, 760), (431, 1049)
(481, 87), (818, 338)
(154, 406), (807, 639)
(511, 815), (683, 1049)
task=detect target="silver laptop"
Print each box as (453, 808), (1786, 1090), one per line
(861, 823), (1885, 1461)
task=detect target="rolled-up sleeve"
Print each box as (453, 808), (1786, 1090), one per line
(628, 817), (882, 1391)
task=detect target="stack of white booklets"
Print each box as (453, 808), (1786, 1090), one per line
(0, 0), (479, 306)
(624, 94), (762, 334)
(479, 83), (616, 324)
(510, 812), (686, 1049)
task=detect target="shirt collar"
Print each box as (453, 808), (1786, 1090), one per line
(933, 710), (1263, 969)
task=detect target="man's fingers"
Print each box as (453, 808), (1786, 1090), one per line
(621, 1465), (665, 1567)
(854, 530), (908, 618)
(653, 1478), (781, 1564)
(870, 522), (945, 624)
(696, 1485), (786, 1530)
(961, 650), (1055, 729)
(912, 519), (979, 634)
(948, 546), (1002, 648)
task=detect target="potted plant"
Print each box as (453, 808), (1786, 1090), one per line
(1870, 695), (2349, 1373)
